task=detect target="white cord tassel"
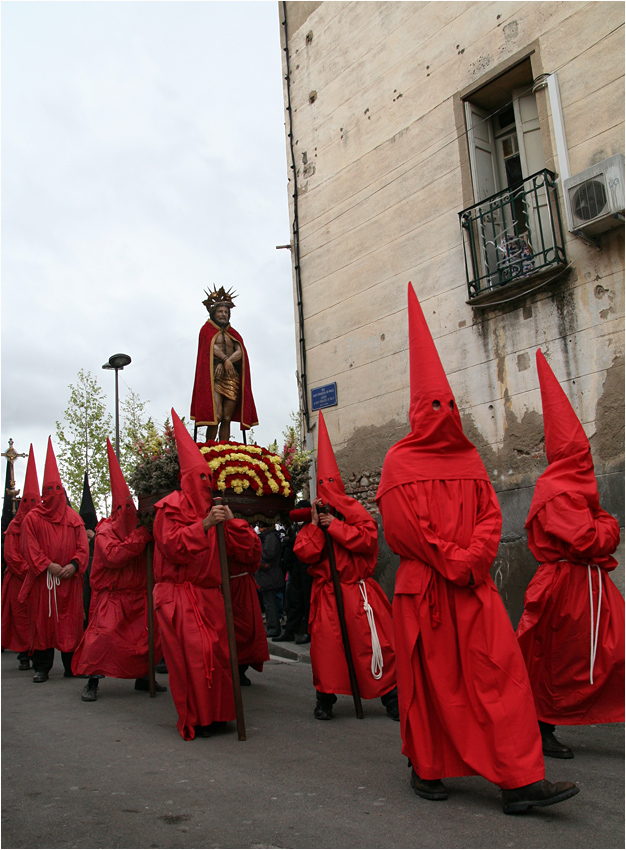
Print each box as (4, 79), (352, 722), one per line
(359, 580), (383, 680)
(588, 564), (602, 685)
(47, 570), (60, 620)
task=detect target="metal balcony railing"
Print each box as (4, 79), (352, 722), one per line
(459, 169), (567, 301)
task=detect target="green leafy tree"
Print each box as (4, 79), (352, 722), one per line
(119, 387), (154, 473)
(55, 369), (113, 516)
(278, 411), (313, 499)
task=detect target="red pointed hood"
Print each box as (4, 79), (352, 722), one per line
(526, 350), (600, 526)
(171, 408), (212, 520)
(12, 446), (41, 525)
(377, 283), (489, 501)
(107, 439), (137, 538)
(316, 412), (370, 523)
(40, 438), (67, 522)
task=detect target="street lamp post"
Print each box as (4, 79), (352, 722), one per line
(102, 353), (131, 460)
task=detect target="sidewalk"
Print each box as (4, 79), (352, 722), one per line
(267, 632), (312, 664)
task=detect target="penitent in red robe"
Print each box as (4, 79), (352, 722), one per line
(379, 480), (545, 788)
(72, 521), (161, 678)
(190, 320), (258, 429)
(20, 508), (89, 653)
(229, 544), (269, 672)
(153, 492), (259, 740)
(376, 284), (543, 789)
(294, 517), (396, 699)
(2, 446), (41, 651)
(2, 522), (34, 651)
(516, 496), (624, 725)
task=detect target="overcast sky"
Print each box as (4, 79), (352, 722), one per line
(2, 1), (299, 499)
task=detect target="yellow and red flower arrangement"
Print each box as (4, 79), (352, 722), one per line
(198, 441), (293, 499)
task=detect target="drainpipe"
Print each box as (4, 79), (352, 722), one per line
(281, 1), (311, 433)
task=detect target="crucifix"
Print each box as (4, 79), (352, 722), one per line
(2, 439), (28, 518)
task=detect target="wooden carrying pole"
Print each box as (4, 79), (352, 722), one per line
(322, 523), (364, 719)
(145, 539), (156, 698)
(214, 496), (246, 741)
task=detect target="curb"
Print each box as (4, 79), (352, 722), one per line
(268, 641), (311, 665)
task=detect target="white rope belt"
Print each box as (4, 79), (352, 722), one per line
(230, 572), (249, 579)
(47, 570), (60, 620)
(358, 580), (383, 680)
(588, 564), (602, 685)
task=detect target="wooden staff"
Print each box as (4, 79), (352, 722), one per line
(320, 507), (364, 719)
(145, 538), (156, 698)
(213, 496), (246, 741)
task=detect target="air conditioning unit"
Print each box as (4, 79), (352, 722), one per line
(563, 154), (625, 237)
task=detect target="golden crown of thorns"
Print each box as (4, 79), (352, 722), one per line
(202, 286), (237, 312)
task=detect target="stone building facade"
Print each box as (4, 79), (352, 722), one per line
(278, 1), (625, 621)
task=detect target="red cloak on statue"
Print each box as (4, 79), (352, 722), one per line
(190, 319), (258, 429)
(1, 446), (41, 651)
(294, 412), (396, 699)
(375, 283), (544, 788)
(19, 438), (89, 653)
(153, 408), (260, 740)
(72, 440), (161, 678)
(516, 350), (624, 725)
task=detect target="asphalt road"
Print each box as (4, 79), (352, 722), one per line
(1, 648), (624, 849)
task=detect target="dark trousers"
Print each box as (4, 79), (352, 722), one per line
(284, 562), (313, 635)
(260, 587), (281, 634)
(31, 648), (74, 675)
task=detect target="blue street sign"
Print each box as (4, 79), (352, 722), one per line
(311, 382), (338, 411)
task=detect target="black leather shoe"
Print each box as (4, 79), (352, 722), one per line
(295, 633), (311, 645)
(265, 629), (281, 638)
(314, 701), (333, 720)
(18, 659), (31, 671)
(272, 631), (295, 642)
(410, 769), (448, 800)
(81, 678), (99, 702)
(33, 670), (48, 683)
(239, 672), (252, 686)
(155, 660), (168, 674)
(134, 678), (167, 693)
(502, 779), (579, 814)
(194, 725), (212, 738)
(541, 730), (574, 759)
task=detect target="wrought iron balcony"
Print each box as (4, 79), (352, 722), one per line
(459, 169), (567, 302)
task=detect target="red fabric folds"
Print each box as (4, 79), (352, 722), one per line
(72, 519), (159, 679)
(1, 446), (41, 651)
(190, 320), (258, 429)
(228, 535), (268, 671)
(20, 445), (89, 653)
(376, 285), (543, 788)
(294, 515), (396, 700)
(516, 350), (624, 725)
(153, 495), (259, 739)
(379, 480), (544, 787)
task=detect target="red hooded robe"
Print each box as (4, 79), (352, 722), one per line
(190, 318), (258, 429)
(19, 439), (89, 653)
(152, 409), (261, 740)
(1, 447), (41, 650)
(375, 283), (544, 789)
(72, 440), (161, 678)
(516, 350), (624, 725)
(294, 411), (396, 699)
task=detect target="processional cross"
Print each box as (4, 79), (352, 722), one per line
(2, 439), (28, 517)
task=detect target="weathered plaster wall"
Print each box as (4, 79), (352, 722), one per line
(280, 1), (625, 615)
